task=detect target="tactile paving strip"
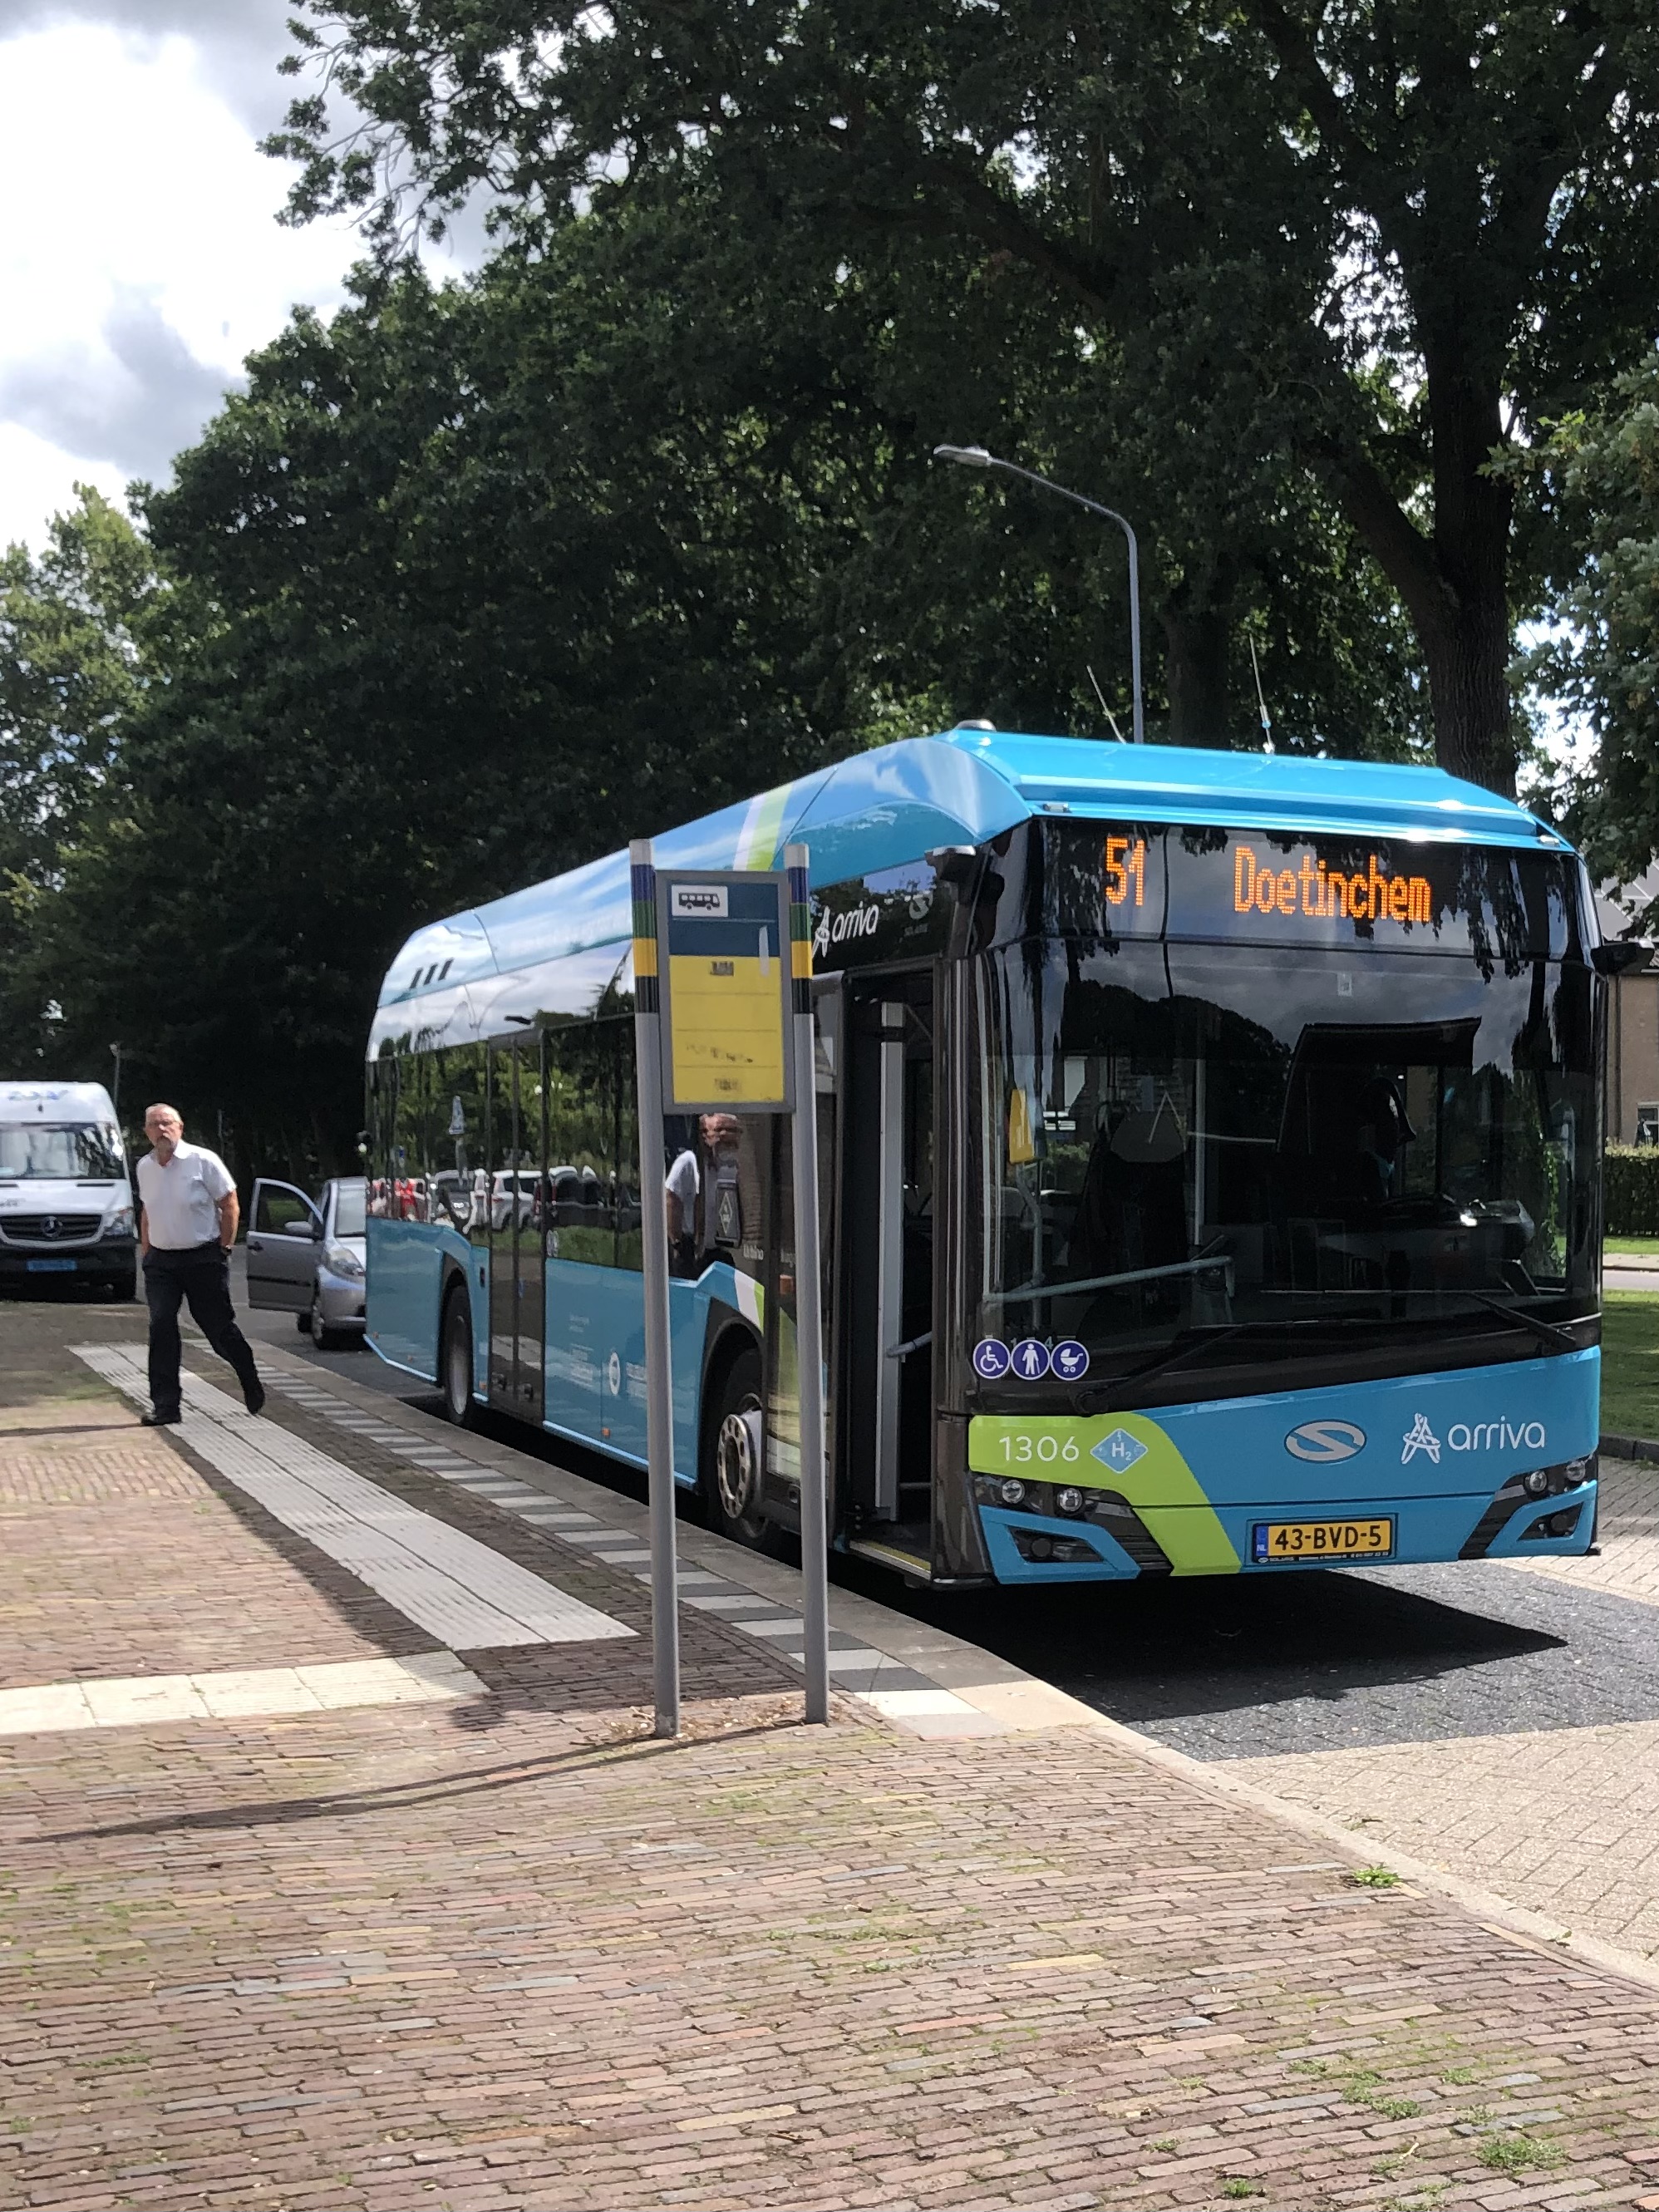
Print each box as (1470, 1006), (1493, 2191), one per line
(260, 1371), (964, 1708)
(74, 1347), (634, 1653)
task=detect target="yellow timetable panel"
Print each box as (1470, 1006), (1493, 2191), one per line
(659, 876), (791, 1111)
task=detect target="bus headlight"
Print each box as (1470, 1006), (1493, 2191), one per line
(1056, 1487), (1084, 1515)
(1522, 1468), (1550, 1496)
(999, 1478), (1026, 1506)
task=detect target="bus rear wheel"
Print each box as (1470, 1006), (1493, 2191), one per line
(706, 1345), (786, 1555)
(441, 1284), (478, 1428)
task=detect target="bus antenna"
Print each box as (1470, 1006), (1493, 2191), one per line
(1087, 664), (1127, 743)
(1249, 633), (1274, 754)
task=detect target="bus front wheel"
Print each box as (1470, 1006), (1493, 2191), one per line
(441, 1285), (479, 1428)
(706, 1345), (786, 1555)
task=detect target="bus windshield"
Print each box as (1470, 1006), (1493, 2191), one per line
(0, 1124), (126, 1180)
(972, 933), (1597, 1390)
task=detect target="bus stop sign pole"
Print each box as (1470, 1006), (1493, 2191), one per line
(630, 839), (681, 1739)
(786, 842), (831, 1725)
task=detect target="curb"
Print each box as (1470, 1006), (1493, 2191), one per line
(1602, 1431), (1659, 1463)
(248, 1338), (1659, 2008)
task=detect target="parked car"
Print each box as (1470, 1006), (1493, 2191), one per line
(0, 1080), (135, 1299)
(245, 1175), (367, 1348)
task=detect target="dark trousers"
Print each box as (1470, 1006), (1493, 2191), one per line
(144, 1242), (261, 1414)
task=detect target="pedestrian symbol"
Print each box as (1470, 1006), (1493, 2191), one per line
(1051, 1339), (1090, 1382)
(1011, 1338), (1051, 1381)
(972, 1338), (1011, 1380)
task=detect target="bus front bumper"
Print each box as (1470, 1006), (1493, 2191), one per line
(971, 1467), (1599, 1584)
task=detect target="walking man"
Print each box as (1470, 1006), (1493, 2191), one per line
(135, 1103), (263, 1426)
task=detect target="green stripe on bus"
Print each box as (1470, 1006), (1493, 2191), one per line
(969, 1412), (1241, 1575)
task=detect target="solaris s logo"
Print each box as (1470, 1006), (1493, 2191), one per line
(1284, 1419), (1366, 1463)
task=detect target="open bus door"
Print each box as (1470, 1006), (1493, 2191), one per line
(840, 973), (938, 1577)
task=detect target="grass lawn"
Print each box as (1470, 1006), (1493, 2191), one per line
(1601, 1291), (1659, 1440)
(1606, 1237), (1659, 1258)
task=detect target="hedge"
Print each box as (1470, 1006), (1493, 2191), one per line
(1605, 1145), (1659, 1235)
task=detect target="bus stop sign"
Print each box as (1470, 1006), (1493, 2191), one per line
(656, 870), (794, 1115)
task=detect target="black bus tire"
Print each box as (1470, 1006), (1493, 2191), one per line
(703, 1342), (787, 1555)
(441, 1283), (479, 1428)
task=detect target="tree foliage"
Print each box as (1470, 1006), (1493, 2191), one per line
(1527, 355), (1659, 896)
(273, 0), (1659, 795)
(0, 490), (158, 1067)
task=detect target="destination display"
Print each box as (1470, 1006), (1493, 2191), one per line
(1046, 822), (1580, 962)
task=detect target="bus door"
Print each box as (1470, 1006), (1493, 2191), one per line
(486, 1039), (546, 1421)
(842, 974), (936, 1563)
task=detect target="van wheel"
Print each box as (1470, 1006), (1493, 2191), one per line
(704, 1344), (786, 1554)
(441, 1284), (479, 1427)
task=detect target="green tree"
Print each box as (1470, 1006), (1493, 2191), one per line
(273, 0), (1659, 794)
(0, 489), (158, 1071)
(1526, 354), (1659, 894)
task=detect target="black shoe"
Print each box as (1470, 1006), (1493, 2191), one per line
(243, 1380), (266, 1416)
(141, 1408), (180, 1427)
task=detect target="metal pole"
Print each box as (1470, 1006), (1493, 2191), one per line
(630, 838), (681, 1738)
(932, 445), (1145, 741)
(785, 843), (830, 1725)
(1121, 515), (1145, 746)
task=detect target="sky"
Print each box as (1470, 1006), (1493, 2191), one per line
(0, 1), (475, 553)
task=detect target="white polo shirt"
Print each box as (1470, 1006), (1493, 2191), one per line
(137, 1140), (235, 1251)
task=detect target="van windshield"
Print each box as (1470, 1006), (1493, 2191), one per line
(0, 1125), (125, 1180)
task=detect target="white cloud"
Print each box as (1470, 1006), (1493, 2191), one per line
(0, 13), (473, 552)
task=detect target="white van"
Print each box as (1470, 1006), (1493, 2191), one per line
(0, 1082), (136, 1298)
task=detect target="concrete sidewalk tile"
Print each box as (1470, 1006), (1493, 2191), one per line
(0, 1680), (93, 1733)
(293, 1658), (459, 1707)
(192, 1666), (322, 1718)
(81, 1673), (210, 1726)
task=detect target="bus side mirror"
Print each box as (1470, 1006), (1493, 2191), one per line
(1593, 941), (1651, 976)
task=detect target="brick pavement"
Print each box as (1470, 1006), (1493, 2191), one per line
(1229, 1718), (1659, 1963)
(1509, 1456), (1659, 1611)
(7, 1304), (1659, 2207)
(1225, 1460), (1659, 1970)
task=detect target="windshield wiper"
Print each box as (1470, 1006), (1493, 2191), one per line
(1460, 1289), (1581, 1356)
(1072, 1317), (1361, 1411)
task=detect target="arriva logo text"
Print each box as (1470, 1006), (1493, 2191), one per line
(812, 903), (881, 959)
(1400, 1412), (1546, 1465)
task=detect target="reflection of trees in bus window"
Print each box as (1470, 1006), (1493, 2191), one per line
(390, 1047), (428, 1219)
(429, 1045), (488, 1231)
(546, 1019), (628, 1267)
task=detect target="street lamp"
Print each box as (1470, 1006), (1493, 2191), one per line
(932, 443), (1145, 745)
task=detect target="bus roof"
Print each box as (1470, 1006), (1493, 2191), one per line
(375, 728), (1568, 1022)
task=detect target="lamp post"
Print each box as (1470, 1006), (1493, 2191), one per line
(933, 444), (1145, 746)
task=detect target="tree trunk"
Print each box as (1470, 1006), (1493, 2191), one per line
(1416, 574), (1516, 799)
(1160, 596), (1232, 746)
(1334, 343), (1518, 797)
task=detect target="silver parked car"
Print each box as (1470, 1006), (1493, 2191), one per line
(245, 1175), (367, 1348)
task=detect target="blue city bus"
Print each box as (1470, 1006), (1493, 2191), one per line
(364, 729), (1609, 1587)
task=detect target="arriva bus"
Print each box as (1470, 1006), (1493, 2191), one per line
(364, 730), (1608, 1588)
